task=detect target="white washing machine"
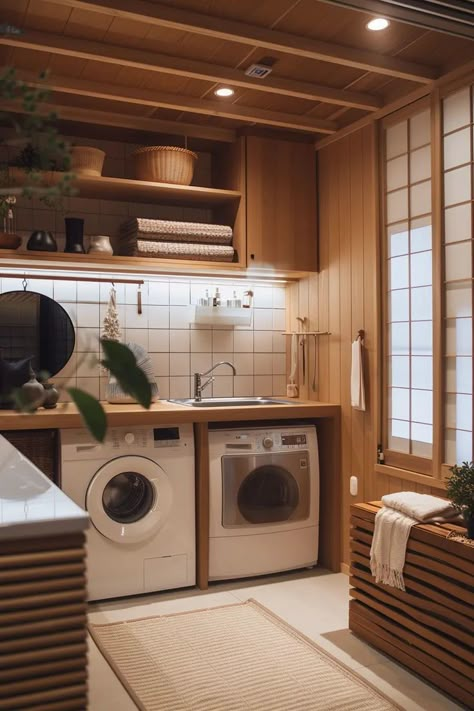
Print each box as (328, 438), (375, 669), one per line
(208, 425), (319, 581)
(61, 424), (195, 600)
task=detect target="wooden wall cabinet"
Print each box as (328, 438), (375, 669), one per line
(245, 135), (318, 272)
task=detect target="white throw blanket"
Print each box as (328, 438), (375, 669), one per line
(370, 492), (459, 591)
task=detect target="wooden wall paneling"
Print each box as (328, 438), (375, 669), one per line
(349, 129), (367, 512)
(338, 135), (356, 563)
(297, 278), (310, 401)
(194, 422), (209, 590)
(307, 274), (320, 400)
(213, 137), (246, 266)
(363, 123), (379, 501)
(316, 150), (330, 403)
(316, 413), (342, 572)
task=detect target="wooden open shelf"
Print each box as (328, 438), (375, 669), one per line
(0, 250), (308, 279)
(10, 170), (242, 208)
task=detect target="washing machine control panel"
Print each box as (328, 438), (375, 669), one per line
(226, 431), (308, 452)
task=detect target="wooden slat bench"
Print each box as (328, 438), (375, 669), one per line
(349, 502), (474, 708)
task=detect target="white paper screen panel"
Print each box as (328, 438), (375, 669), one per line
(442, 83), (474, 466)
(385, 107), (433, 458)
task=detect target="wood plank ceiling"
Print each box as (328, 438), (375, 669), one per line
(0, 0), (473, 141)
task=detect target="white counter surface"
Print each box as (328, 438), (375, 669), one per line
(0, 435), (88, 541)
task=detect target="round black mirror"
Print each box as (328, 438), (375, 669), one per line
(0, 291), (75, 378)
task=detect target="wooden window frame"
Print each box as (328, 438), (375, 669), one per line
(380, 96), (439, 478)
(379, 73), (474, 482)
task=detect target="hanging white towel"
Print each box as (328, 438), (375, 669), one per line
(370, 492), (461, 591)
(351, 338), (365, 410)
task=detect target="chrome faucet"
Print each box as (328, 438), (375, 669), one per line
(193, 361), (237, 401)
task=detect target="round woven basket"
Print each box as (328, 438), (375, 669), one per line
(132, 146), (197, 185)
(70, 146), (106, 176)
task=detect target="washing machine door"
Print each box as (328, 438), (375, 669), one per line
(221, 452), (310, 527)
(86, 455), (172, 543)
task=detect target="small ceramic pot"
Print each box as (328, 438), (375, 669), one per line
(27, 230), (58, 252)
(20, 375), (45, 411)
(64, 217), (85, 253)
(88, 234), (113, 255)
(42, 383), (59, 409)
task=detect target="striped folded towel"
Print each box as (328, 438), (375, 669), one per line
(121, 217), (233, 245)
(127, 239), (235, 262)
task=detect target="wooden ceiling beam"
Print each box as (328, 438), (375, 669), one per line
(0, 30), (382, 112)
(15, 71), (338, 135)
(1, 100), (237, 143)
(48, 0), (439, 83)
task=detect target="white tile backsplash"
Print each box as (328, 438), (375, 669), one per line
(1, 269), (286, 401)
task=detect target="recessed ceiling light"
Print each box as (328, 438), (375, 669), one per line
(366, 17), (390, 31)
(214, 87), (234, 97)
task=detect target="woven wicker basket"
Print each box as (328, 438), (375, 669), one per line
(132, 146), (197, 185)
(70, 146), (106, 176)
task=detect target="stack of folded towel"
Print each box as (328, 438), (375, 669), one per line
(370, 492), (460, 591)
(119, 217), (235, 262)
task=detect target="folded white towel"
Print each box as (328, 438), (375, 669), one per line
(382, 492), (458, 522)
(370, 492), (460, 591)
(351, 338), (365, 411)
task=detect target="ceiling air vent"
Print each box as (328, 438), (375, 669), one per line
(245, 63), (273, 79)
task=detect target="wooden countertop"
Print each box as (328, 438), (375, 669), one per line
(0, 399), (340, 430)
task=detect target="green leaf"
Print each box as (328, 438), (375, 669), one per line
(101, 339), (152, 409)
(68, 388), (107, 442)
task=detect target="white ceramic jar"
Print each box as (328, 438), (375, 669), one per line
(88, 235), (113, 255)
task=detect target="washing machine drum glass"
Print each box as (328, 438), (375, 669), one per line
(238, 465), (299, 524)
(102, 472), (154, 524)
(86, 455), (173, 544)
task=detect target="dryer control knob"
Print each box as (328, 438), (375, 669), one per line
(262, 437), (273, 449)
(124, 432), (135, 445)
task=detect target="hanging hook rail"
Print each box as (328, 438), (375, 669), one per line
(0, 272), (144, 286)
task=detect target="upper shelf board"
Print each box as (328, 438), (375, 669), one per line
(11, 170), (241, 208)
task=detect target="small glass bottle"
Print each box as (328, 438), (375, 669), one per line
(205, 288), (210, 306)
(214, 287), (221, 307)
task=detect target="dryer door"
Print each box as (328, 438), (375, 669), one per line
(222, 451), (310, 527)
(86, 455), (172, 543)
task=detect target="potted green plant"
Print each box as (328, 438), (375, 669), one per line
(446, 461), (474, 539)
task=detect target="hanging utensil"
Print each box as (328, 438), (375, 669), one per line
(311, 334), (317, 392)
(301, 336), (306, 385)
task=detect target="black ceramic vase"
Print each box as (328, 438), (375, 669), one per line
(27, 230), (58, 252)
(64, 217), (85, 253)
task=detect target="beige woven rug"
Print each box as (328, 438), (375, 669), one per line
(89, 599), (399, 711)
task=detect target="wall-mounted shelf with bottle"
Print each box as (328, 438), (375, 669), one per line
(193, 305), (252, 327)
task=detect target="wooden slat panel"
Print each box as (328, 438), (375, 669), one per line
(0, 603), (87, 628)
(350, 539), (472, 603)
(350, 501), (474, 706)
(0, 641), (87, 669)
(0, 561), (85, 583)
(0, 671), (87, 699)
(0, 589), (87, 612)
(0, 683), (87, 710)
(0, 613), (86, 641)
(349, 613), (473, 707)
(350, 588), (474, 664)
(0, 548), (85, 569)
(350, 533), (473, 586)
(0, 656), (86, 683)
(349, 572), (474, 639)
(350, 602), (473, 687)
(351, 514), (470, 572)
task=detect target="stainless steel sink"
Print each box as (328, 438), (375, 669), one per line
(168, 396), (290, 408)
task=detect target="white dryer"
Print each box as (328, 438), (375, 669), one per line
(208, 425), (319, 581)
(61, 424), (195, 600)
